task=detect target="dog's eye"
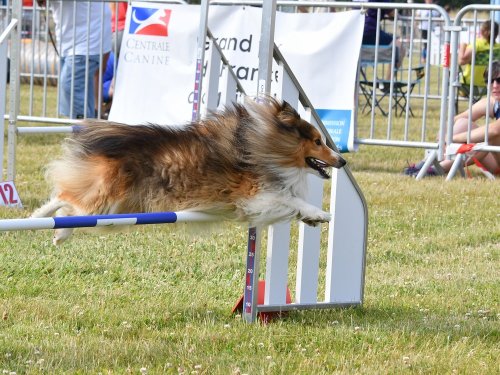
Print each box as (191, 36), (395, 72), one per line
(315, 139), (321, 146)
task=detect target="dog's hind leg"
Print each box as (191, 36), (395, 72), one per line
(53, 228), (74, 246)
(31, 197), (67, 218)
(52, 203), (77, 246)
(31, 197), (77, 245)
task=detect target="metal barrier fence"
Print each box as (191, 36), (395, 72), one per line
(272, 1), (451, 166)
(5, 2), (487, 105)
(1, 1), (499, 183)
(1, 0), (243, 181)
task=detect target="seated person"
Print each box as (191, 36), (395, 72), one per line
(362, 0), (406, 85)
(458, 20), (500, 86)
(405, 61), (500, 177)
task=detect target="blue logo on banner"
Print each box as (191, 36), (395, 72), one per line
(316, 109), (351, 153)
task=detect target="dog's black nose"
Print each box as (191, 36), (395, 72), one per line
(337, 156), (347, 168)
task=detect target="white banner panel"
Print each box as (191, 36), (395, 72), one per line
(109, 3), (199, 124)
(110, 4), (363, 152)
(275, 10), (363, 152)
(207, 6), (262, 95)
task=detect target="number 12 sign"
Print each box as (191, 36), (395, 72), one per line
(0, 181), (23, 208)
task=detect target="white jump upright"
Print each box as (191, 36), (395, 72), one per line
(6, 0), (22, 182)
(258, 52), (368, 314)
(235, 0), (368, 322)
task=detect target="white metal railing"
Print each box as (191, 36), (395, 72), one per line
(0, 17), (17, 183)
(2, 1), (498, 182)
(6, 2), (450, 154)
(3, 0), (245, 181)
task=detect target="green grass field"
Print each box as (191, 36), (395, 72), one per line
(0, 83), (498, 374)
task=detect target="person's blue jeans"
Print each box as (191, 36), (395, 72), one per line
(59, 54), (100, 119)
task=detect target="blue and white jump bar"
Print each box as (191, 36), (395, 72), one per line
(0, 211), (218, 232)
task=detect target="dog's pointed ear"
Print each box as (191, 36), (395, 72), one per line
(276, 100), (300, 126)
(281, 101), (295, 113)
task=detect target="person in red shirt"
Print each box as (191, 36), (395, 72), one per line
(22, 0), (34, 38)
(110, 2), (128, 57)
(103, 3), (127, 118)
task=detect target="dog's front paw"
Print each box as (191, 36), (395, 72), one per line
(300, 211), (331, 227)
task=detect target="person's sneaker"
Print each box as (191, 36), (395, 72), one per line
(403, 161), (438, 177)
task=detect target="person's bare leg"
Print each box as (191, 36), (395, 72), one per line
(472, 133), (500, 174)
(441, 118), (500, 174)
(440, 118), (476, 172)
(385, 39), (406, 80)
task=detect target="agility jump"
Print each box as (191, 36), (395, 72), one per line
(0, 211), (217, 232)
(0, 0), (368, 324)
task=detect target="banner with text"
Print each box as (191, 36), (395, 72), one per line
(275, 10), (363, 152)
(109, 3), (199, 124)
(110, 4), (363, 151)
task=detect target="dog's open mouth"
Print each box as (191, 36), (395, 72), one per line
(306, 157), (331, 179)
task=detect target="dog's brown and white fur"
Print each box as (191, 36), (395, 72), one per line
(33, 98), (346, 244)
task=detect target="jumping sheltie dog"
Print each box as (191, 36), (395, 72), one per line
(33, 98), (346, 245)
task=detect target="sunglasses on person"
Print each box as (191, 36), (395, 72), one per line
(486, 76), (500, 85)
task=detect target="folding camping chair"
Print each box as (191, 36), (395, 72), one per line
(359, 45), (425, 117)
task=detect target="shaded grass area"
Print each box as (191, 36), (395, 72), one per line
(0, 94), (499, 374)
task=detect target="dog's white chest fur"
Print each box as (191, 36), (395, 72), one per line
(278, 167), (309, 198)
(238, 167), (330, 227)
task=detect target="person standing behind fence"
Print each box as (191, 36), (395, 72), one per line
(100, 2), (127, 119)
(361, 0), (406, 87)
(417, 0), (440, 63)
(41, 0), (111, 119)
(459, 20), (500, 86)
(110, 2), (127, 58)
